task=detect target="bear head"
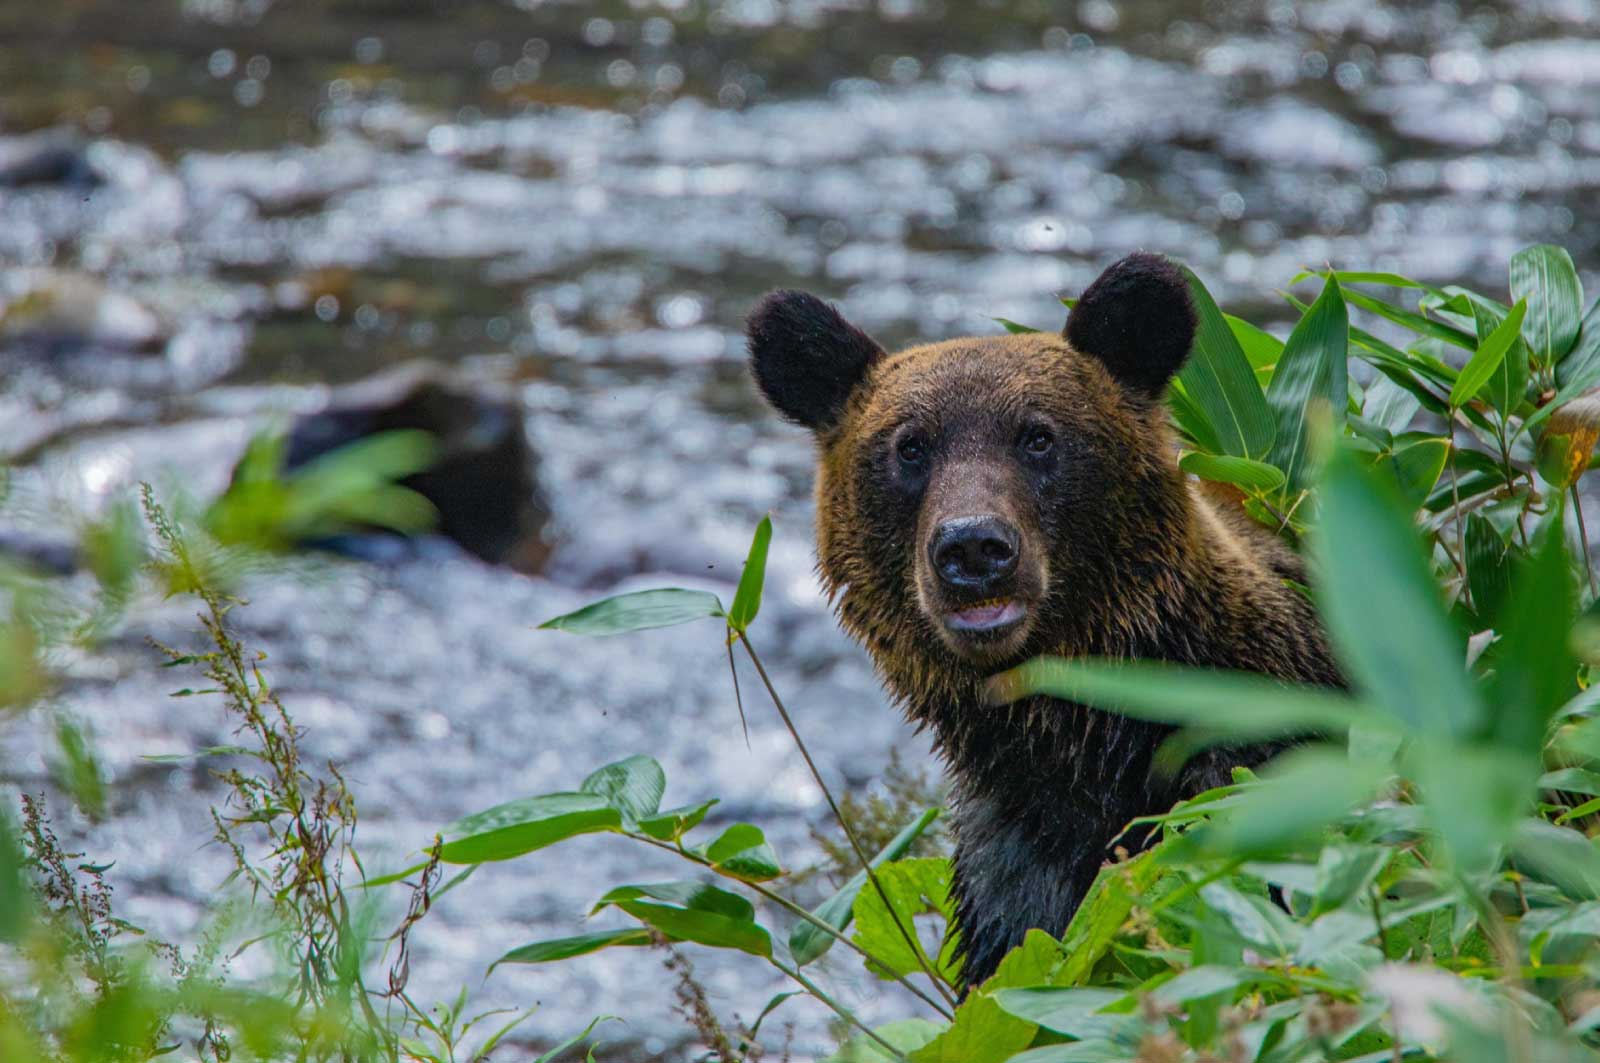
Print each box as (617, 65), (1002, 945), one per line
(746, 252), (1199, 672)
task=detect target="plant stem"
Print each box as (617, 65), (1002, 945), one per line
(737, 631), (961, 1010)
(771, 957), (911, 1062)
(626, 832), (954, 1020)
(1570, 485), (1598, 600)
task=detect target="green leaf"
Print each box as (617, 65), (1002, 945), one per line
(1555, 296), (1600, 394)
(490, 928), (652, 970)
(1362, 373), (1422, 436)
(993, 317), (1042, 335)
(1196, 882), (1300, 957)
(1511, 244), (1583, 366)
(580, 755), (666, 825)
(1177, 452), (1285, 493)
(1379, 436), (1450, 509)
(1342, 288), (1476, 350)
(911, 931), (1073, 1063)
(791, 807), (940, 966)
(1450, 299), (1526, 408)
(439, 793), (622, 864)
(1512, 820), (1600, 901)
(1186, 748), (1387, 860)
(1056, 850), (1162, 984)
(1414, 743), (1539, 875)
(692, 823), (783, 882)
(637, 799), (717, 842)
(1153, 964), (1266, 1005)
(1225, 313), (1284, 376)
(1471, 300), (1532, 417)
(1178, 267), (1277, 459)
(1266, 276), (1348, 490)
(822, 1020), (945, 1063)
(1485, 528), (1576, 754)
(991, 988), (1127, 1039)
(1311, 844), (1390, 917)
(1463, 515), (1511, 623)
(1542, 767), (1600, 796)
(987, 658), (1387, 744)
(1313, 446), (1483, 736)
(851, 858), (959, 984)
(1291, 269), (1445, 296)
(539, 589), (724, 635)
(592, 881), (772, 957)
(727, 514), (772, 634)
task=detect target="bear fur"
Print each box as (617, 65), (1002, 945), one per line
(746, 252), (1342, 987)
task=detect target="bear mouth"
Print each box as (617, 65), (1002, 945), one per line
(943, 597), (1027, 634)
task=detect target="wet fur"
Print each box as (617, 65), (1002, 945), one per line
(749, 259), (1341, 987)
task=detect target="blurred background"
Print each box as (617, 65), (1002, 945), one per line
(1, 0), (1598, 1057)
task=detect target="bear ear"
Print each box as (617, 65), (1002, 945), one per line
(746, 289), (885, 432)
(1064, 252), (1197, 398)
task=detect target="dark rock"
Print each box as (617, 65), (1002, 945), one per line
(0, 128), (102, 189)
(284, 364), (552, 572)
(0, 531), (79, 575)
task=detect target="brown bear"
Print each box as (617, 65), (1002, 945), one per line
(746, 252), (1341, 987)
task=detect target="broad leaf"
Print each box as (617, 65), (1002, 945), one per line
(692, 823), (783, 882)
(580, 755), (666, 825)
(822, 1020), (945, 1063)
(1485, 529), (1576, 753)
(1178, 452), (1285, 493)
(1462, 515), (1511, 623)
(1379, 436), (1450, 509)
(1511, 243), (1583, 366)
(987, 658), (1386, 744)
(592, 881), (772, 957)
(1342, 289), (1476, 350)
(1179, 268), (1277, 459)
(1469, 300), (1531, 417)
(490, 927), (652, 970)
(852, 857), (960, 984)
(1363, 373), (1422, 436)
(992, 988), (1127, 1039)
(637, 799), (717, 842)
(1537, 393), (1600, 490)
(1451, 300), (1526, 408)
(540, 588), (724, 635)
(1266, 275), (1348, 491)
(1313, 447), (1482, 736)
(1187, 748), (1388, 859)
(912, 931), (1073, 1063)
(439, 793), (621, 864)
(1056, 850), (1162, 985)
(1414, 743), (1540, 875)
(791, 807), (941, 966)
(727, 514), (772, 633)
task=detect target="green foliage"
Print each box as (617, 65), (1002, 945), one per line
(486, 244), (1600, 1061)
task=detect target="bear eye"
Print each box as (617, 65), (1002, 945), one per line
(897, 435), (927, 466)
(1022, 427), (1055, 456)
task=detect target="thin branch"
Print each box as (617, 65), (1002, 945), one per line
(737, 631), (961, 1010)
(626, 832), (953, 1020)
(772, 957), (911, 1063)
(1571, 485), (1598, 600)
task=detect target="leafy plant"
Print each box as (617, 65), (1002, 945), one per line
(389, 244), (1600, 1062)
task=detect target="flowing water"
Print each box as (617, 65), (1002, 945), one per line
(2, 0), (1599, 1056)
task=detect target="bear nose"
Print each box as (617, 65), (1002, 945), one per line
(929, 516), (1020, 592)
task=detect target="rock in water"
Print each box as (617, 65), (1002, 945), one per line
(285, 364), (552, 572)
(0, 127), (102, 189)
